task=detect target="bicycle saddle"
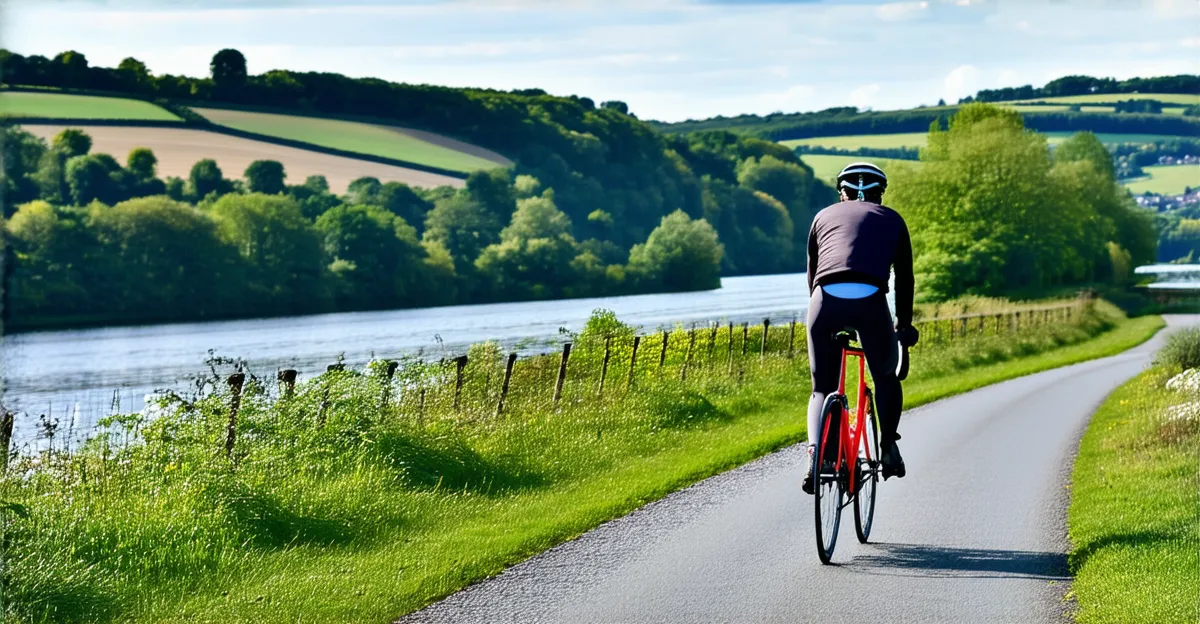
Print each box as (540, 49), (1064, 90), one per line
(834, 330), (858, 347)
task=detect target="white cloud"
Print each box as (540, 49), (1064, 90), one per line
(876, 1), (930, 21)
(942, 64), (981, 103)
(848, 84), (883, 110)
(1182, 37), (1200, 49)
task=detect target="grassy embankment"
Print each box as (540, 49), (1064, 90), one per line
(1067, 327), (1199, 624)
(782, 131), (1189, 151)
(193, 107), (508, 174)
(3, 300), (1162, 623)
(0, 91), (180, 121)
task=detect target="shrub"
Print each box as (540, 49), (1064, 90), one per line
(1155, 327), (1200, 370)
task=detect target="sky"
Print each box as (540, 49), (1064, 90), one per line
(2, 0), (1197, 122)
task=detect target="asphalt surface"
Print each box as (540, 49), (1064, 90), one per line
(399, 315), (1199, 624)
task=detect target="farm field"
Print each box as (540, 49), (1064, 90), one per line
(1123, 165), (1199, 196)
(194, 108), (510, 173)
(1009, 93), (1198, 105)
(783, 131), (1191, 151)
(19, 124), (466, 192)
(798, 154), (922, 184)
(0, 91), (180, 121)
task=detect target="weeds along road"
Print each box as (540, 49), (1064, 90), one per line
(398, 315), (1199, 624)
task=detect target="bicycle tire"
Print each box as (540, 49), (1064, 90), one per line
(854, 388), (881, 543)
(814, 393), (845, 564)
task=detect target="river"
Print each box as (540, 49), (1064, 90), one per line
(2, 273), (810, 446)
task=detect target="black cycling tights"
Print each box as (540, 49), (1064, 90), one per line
(805, 286), (903, 447)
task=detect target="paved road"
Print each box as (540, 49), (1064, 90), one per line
(399, 315), (1198, 624)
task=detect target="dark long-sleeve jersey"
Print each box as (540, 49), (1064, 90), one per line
(806, 200), (914, 327)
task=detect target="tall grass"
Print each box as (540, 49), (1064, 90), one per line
(0, 297), (1130, 622)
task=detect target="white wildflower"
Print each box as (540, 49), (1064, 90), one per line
(1165, 402), (1200, 423)
(1165, 369), (1200, 394)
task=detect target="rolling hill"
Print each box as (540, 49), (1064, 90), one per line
(0, 90), (180, 121)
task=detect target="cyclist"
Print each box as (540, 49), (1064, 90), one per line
(802, 162), (918, 495)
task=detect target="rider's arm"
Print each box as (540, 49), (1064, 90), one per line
(894, 219), (914, 328)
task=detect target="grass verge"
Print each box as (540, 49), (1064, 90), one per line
(2, 302), (1162, 623)
(1067, 362), (1199, 624)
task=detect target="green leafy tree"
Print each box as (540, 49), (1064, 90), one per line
(627, 210), (723, 292)
(5, 200), (90, 316)
(210, 193), (329, 312)
(422, 194), (500, 277)
(116, 57), (153, 92)
(127, 148), (158, 180)
(1054, 132), (1116, 181)
(465, 169), (516, 221)
(65, 155), (114, 206)
(86, 197), (244, 318)
(210, 48), (248, 94)
(475, 193), (580, 299)
(188, 158), (228, 200)
(315, 204), (425, 308)
(346, 176), (382, 204)
(51, 50), (89, 87)
(1, 127), (48, 211)
(52, 128), (91, 158)
(243, 160), (286, 195)
(375, 182), (433, 233)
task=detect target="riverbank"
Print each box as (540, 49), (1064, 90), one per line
(4, 300), (1161, 623)
(1067, 329), (1199, 624)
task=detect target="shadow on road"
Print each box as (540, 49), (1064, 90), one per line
(842, 543), (1071, 580)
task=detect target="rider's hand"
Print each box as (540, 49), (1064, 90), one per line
(896, 324), (919, 348)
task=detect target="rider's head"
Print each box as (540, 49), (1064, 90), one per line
(836, 162), (887, 204)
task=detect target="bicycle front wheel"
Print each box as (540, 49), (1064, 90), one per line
(814, 393), (845, 564)
(854, 388), (881, 543)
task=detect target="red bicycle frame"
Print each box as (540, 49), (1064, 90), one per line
(819, 343), (873, 496)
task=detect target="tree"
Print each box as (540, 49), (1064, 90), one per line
(243, 159), (286, 195)
(210, 193), (329, 312)
(1054, 132), (1116, 181)
(376, 182), (433, 233)
(601, 100), (629, 115)
(422, 194), (500, 277)
(627, 210), (723, 292)
(210, 48), (248, 93)
(65, 155), (114, 205)
(51, 50), (89, 87)
(116, 57), (153, 92)
(315, 204), (425, 308)
(1, 127), (48, 211)
(127, 148), (158, 180)
(52, 128), (91, 158)
(474, 193), (580, 298)
(5, 201), (90, 316)
(346, 176), (382, 204)
(86, 197), (244, 318)
(465, 169), (516, 221)
(188, 158), (227, 200)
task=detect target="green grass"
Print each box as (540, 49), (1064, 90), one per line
(0, 91), (180, 121)
(1067, 363), (1199, 623)
(2, 301), (1161, 623)
(783, 132), (1191, 152)
(193, 108), (506, 173)
(1123, 164), (1199, 196)
(1010, 93), (1199, 105)
(798, 154), (922, 184)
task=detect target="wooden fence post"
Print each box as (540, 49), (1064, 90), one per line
(788, 319), (797, 359)
(741, 323), (749, 356)
(727, 322), (735, 374)
(598, 337), (612, 395)
(452, 355), (469, 411)
(760, 319), (770, 361)
(659, 330), (669, 369)
(380, 361), (398, 411)
(225, 372), (245, 458)
(681, 327), (696, 381)
(277, 369), (297, 399)
(496, 353), (517, 416)
(0, 411), (13, 475)
(553, 343), (572, 408)
(708, 323), (719, 359)
(628, 335), (641, 389)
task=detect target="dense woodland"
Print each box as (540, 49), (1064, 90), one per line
(0, 50), (1179, 327)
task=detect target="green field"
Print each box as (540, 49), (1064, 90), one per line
(1123, 165), (1200, 196)
(195, 108), (508, 173)
(799, 154), (922, 184)
(784, 131), (1190, 152)
(1068, 336), (1200, 623)
(1010, 93), (1199, 105)
(0, 91), (181, 121)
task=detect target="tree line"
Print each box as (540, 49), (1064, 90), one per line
(961, 74), (1199, 104)
(2, 124), (825, 328)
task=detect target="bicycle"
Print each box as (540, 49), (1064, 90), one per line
(812, 329), (886, 564)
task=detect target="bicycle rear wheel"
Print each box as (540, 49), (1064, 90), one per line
(854, 388), (881, 543)
(814, 393), (845, 564)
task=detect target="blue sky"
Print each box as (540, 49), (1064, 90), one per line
(3, 0), (1197, 121)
